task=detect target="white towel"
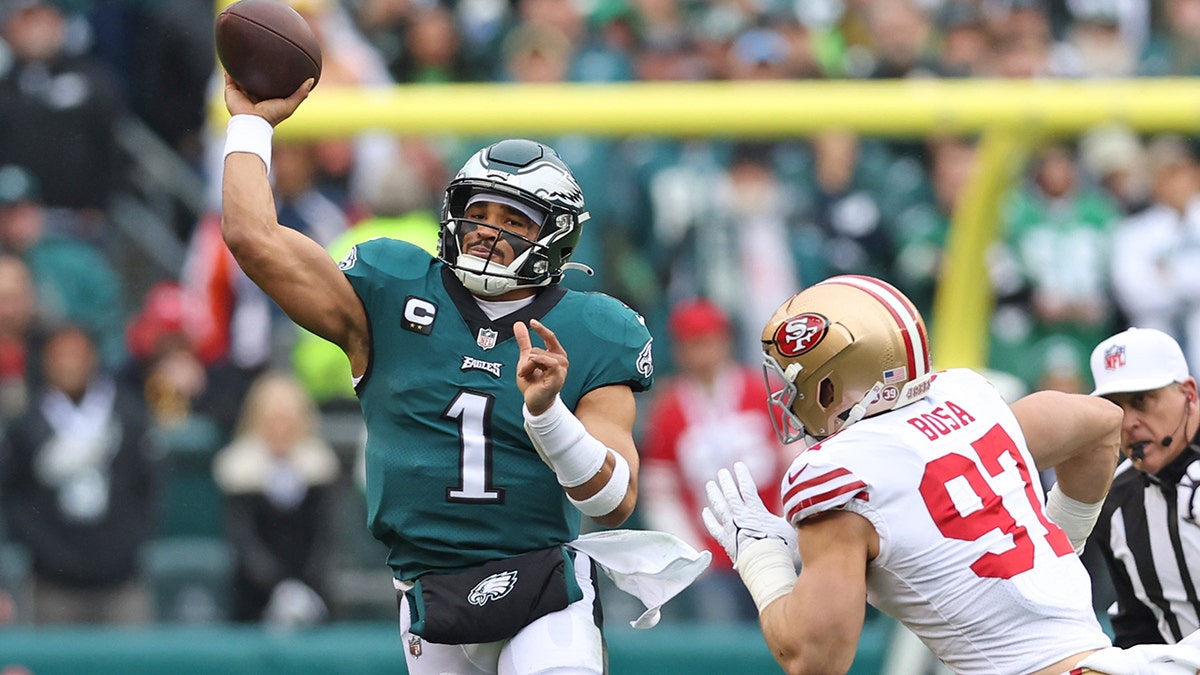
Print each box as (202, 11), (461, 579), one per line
(568, 530), (711, 629)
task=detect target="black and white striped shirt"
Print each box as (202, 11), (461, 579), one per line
(1092, 443), (1200, 647)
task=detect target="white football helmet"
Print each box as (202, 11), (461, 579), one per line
(439, 139), (591, 297)
(761, 275), (935, 445)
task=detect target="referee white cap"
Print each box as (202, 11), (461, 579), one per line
(1090, 327), (1191, 396)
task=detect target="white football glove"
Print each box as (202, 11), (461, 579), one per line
(701, 462), (797, 569)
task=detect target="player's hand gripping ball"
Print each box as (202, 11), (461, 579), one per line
(215, 0), (322, 102)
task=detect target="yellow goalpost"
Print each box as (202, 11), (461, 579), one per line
(209, 76), (1200, 370)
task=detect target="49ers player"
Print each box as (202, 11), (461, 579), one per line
(701, 275), (1160, 675)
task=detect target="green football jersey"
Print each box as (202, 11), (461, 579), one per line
(341, 239), (654, 580)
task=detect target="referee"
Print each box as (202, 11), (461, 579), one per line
(1089, 327), (1200, 647)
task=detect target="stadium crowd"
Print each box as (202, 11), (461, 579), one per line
(0, 0), (1197, 633)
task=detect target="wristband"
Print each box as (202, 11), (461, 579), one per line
(1046, 483), (1104, 553)
(224, 114), (274, 173)
(568, 450), (630, 517)
(736, 538), (798, 614)
(523, 395), (608, 488)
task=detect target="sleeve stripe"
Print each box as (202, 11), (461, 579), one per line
(786, 481), (869, 523)
(782, 466), (854, 504)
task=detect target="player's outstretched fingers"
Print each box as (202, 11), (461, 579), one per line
(514, 320), (532, 353)
(705, 480), (732, 522)
(529, 319), (565, 355)
(716, 467), (744, 506)
(734, 462), (766, 508)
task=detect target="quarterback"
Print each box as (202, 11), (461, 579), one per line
(220, 78), (657, 674)
(700, 275), (1200, 674)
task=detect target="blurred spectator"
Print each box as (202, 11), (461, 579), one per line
(936, 1), (990, 76)
(122, 281), (233, 449)
(986, 0), (1058, 77)
(634, 140), (812, 360)
(0, 324), (156, 624)
(0, 254), (43, 427)
(639, 298), (789, 623)
(212, 371), (339, 627)
(274, 142), (351, 247)
(388, 4), (470, 83)
(807, 130), (899, 282)
(0, 0), (125, 214)
(891, 135), (978, 317)
(1078, 123), (1151, 215)
(723, 25), (821, 80)
(990, 142), (1121, 390)
(288, 0), (395, 212)
(1109, 134), (1200, 371)
(500, 22), (575, 83)
(1139, 0), (1200, 75)
(862, 0), (939, 78)
(1055, 3), (1137, 77)
(0, 165), (125, 369)
(718, 142), (821, 360)
(127, 0), (214, 165)
(574, 0), (638, 82)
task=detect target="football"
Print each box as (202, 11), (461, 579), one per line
(215, 0), (322, 102)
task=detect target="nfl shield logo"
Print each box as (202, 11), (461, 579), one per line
(408, 635), (422, 658)
(1104, 345), (1125, 370)
(477, 328), (498, 350)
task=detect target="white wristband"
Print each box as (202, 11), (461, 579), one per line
(1046, 483), (1104, 553)
(568, 450), (630, 517)
(224, 114), (274, 173)
(523, 395), (608, 488)
(737, 538), (798, 614)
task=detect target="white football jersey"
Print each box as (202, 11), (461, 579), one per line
(782, 368), (1111, 675)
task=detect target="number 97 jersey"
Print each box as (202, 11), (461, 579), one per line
(782, 368), (1110, 675)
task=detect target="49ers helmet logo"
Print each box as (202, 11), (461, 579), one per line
(774, 313), (829, 356)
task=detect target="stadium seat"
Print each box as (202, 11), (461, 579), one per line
(142, 536), (233, 624)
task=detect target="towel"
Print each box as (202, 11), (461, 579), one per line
(568, 529), (711, 629)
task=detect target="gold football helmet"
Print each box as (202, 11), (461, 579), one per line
(761, 275), (934, 445)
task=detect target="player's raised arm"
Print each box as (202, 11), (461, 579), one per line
(220, 76), (369, 375)
(1012, 391), (1122, 502)
(1011, 390), (1122, 550)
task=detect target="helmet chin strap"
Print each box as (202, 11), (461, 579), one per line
(841, 382), (884, 431)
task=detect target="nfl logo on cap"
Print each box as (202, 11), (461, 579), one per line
(1089, 327), (1190, 397)
(1103, 345), (1125, 371)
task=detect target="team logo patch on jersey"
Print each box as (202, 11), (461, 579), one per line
(337, 246), (358, 270)
(637, 339), (654, 377)
(477, 328), (498, 350)
(1104, 344), (1126, 370)
(403, 296), (437, 335)
(468, 570), (518, 606)
(462, 356), (503, 378)
(775, 313), (828, 357)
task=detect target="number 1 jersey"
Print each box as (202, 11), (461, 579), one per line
(341, 239), (654, 581)
(782, 368), (1110, 675)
